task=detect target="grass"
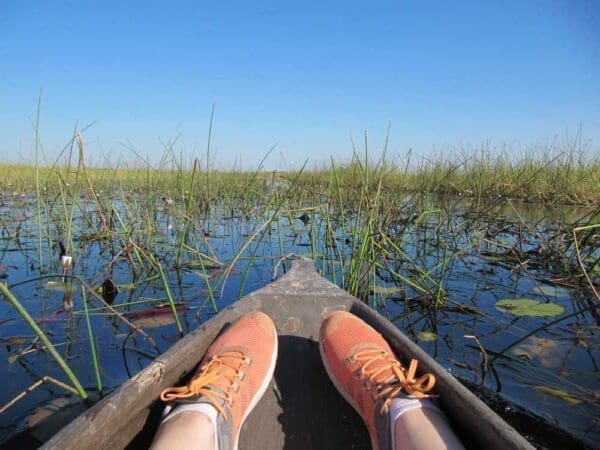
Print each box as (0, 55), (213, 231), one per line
(2, 143), (598, 206)
(1, 139), (598, 304)
(301, 143), (600, 206)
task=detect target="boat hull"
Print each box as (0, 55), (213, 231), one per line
(43, 259), (532, 449)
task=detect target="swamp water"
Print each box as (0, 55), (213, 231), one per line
(0, 192), (598, 448)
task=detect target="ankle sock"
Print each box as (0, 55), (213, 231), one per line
(389, 397), (445, 450)
(389, 397), (442, 421)
(161, 403), (219, 449)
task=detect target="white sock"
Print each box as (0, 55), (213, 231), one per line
(161, 403), (219, 450)
(389, 397), (444, 450)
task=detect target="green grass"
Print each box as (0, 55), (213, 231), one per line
(2, 143), (598, 206)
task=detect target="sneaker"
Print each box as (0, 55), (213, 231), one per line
(319, 311), (435, 450)
(160, 311), (278, 450)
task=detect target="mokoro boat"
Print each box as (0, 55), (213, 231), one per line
(43, 259), (533, 450)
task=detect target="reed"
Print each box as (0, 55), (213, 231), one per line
(0, 282), (88, 399)
(2, 141), (598, 206)
(34, 88), (45, 273)
(81, 286), (102, 393)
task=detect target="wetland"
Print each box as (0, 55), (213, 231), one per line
(0, 142), (598, 448)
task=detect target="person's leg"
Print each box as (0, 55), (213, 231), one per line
(392, 402), (464, 450)
(150, 311), (278, 450)
(320, 310), (463, 450)
(151, 412), (215, 450)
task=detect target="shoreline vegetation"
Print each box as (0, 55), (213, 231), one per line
(0, 136), (598, 306)
(1, 144), (599, 206)
(1, 136), (598, 302)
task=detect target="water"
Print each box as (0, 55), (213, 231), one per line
(0, 193), (598, 448)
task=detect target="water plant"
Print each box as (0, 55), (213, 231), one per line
(0, 282), (87, 400)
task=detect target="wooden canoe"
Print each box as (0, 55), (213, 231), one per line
(42, 259), (533, 450)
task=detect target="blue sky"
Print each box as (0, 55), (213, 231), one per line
(1, 1), (599, 169)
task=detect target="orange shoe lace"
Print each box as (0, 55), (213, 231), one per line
(160, 351), (250, 420)
(354, 349), (436, 414)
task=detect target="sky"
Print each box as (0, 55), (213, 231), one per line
(0, 1), (599, 169)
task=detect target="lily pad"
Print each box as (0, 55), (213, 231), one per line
(417, 331), (438, 342)
(533, 386), (582, 405)
(182, 258), (222, 270)
(495, 299), (565, 317)
(132, 315), (176, 329)
(371, 285), (402, 296)
(44, 281), (74, 292)
(529, 284), (569, 298)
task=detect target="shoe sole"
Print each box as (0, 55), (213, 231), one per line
(232, 317), (279, 450)
(319, 337), (379, 450)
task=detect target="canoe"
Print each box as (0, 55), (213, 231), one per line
(42, 259), (533, 449)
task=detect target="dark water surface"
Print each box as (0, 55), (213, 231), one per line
(0, 194), (598, 448)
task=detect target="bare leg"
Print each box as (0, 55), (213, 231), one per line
(150, 412), (215, 450)
(393, 408), (464, 450)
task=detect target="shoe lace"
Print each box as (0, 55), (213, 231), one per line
(354, 349), (436, 415)
(160, 351), (250, 420)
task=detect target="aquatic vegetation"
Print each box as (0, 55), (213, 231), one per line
(495, 298), (566, 317)
(533, 386), (583, 406)
(0, 135), (598, 447)
(0, 283), (87, 400)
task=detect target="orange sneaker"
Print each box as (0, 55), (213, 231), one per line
(319, 310), (436, 450)
(160, 311), (278, 450)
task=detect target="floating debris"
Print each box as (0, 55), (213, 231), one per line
(131, 315), (176, 329)
(512, 337), (567, 367)
(371, 285), (403, 296)
(123, 304), (187, 319)
(417, 331), (438, 342)
(533, 386), (583, 405)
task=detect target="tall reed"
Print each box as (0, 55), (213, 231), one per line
(0, 282), (87, 399)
